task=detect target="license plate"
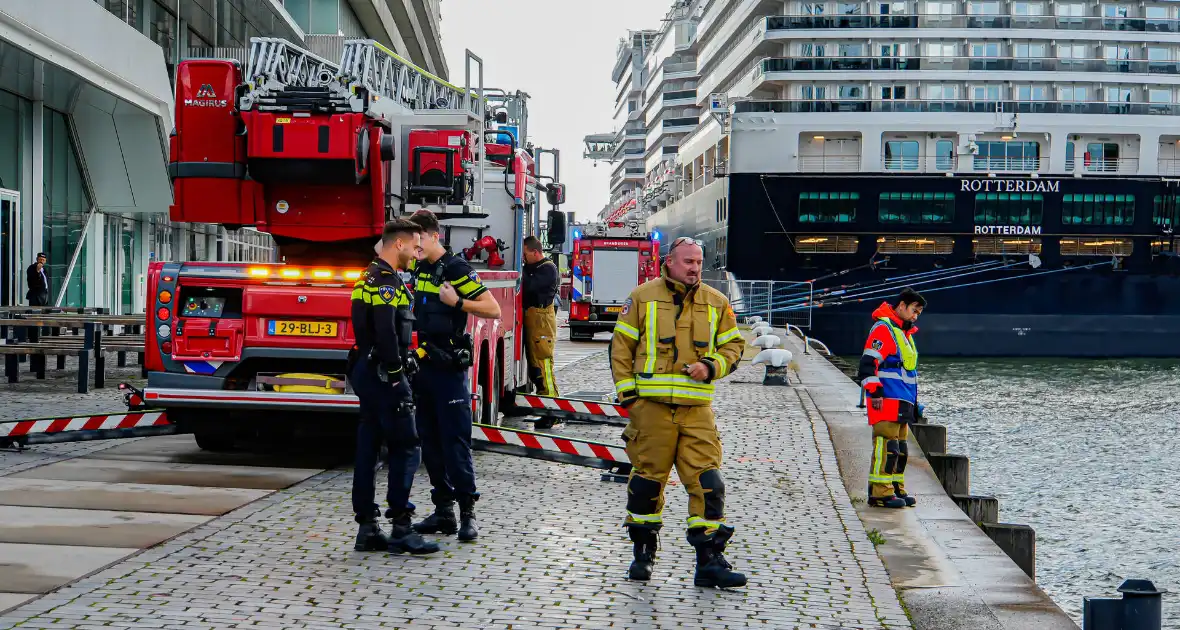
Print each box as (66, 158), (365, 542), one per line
(604, 306), (622, 313)
(267, 320), (338, 337)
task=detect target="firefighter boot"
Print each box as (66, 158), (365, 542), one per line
(413, 497), (459, 535)
(627, 526), (659, 581)
(894, 482), (917, 507)
(353, 521), (390, 552)
(868, 495), (907, 508)
(387, 511), (441, 555)
(457, 496), (479, 542)
(687, 525), (747, 588)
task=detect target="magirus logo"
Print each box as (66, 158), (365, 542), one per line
(184, 83), (228, 108)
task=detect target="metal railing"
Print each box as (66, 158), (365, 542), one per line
(760, 55), (1180, 75)
(1157, 159), (1180, 176)
(733, 99), (1180, 116)
(765, 13), (1180, 32)
(799, 155), (861, 173)
(707, 277), (814, 331)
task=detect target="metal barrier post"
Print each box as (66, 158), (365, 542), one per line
(1083, 579), (1163, 630)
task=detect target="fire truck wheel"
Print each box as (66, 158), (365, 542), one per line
(193, 429), (237, 453)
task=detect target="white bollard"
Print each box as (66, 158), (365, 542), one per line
(752, 334), (781, 349)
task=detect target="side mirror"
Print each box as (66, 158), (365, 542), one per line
(547, 210), (567, 246)
(379, 132), (396, 162)
(546, 183), (566, 206)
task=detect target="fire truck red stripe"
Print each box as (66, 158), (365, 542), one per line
(518, 433), (543, 450)
(588, 443), (616, 461)
(82, 416), (107, 430)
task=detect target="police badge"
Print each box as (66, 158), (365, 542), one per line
(871, 338), (884, 351)
(378, 285), (396, 304)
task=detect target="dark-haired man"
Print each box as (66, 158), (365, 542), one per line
(858, 287), (927, 509)
(521, 235), (560, 397)
(405, 209), (501, 543)
(349, 219), (439, 555)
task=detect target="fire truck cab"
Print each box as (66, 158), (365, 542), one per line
(567, 221), (660, 341)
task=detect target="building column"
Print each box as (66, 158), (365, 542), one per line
(87, 212), (105, 309)
(28, 61), (44, 273)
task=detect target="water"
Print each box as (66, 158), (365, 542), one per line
(918, 358), (1180, 627)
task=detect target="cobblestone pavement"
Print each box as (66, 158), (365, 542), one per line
(0, 342), (911, 629)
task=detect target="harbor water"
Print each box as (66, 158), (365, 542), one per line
(917, 358), (1180, 627)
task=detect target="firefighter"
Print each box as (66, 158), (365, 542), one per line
(857, 287), (927, 509)
(521, 236), (560, 397)
(405, 210), (502, 542)
(349, 218), (439, 555)
(609, 236), (747, 588)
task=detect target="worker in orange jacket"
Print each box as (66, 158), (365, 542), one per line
(857, 287), (926, 509)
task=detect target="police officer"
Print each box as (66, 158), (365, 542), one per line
(610, 237), (747, 588)
(521, 236), (560, 397)
(349, 218), (439, 555)
(405, 210), (502, 542)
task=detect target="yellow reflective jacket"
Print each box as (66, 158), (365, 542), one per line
(609, 274), (744, 406)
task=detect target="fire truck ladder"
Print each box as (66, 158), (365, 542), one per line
(239, 37), (479, 120)
(2, 386), (631, 481)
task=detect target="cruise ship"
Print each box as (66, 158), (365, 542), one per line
(585, 0), (1180, 357)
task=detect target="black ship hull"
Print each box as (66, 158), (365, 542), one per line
(648, 172), (1180, 357)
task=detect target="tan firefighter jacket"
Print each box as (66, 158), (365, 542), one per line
(609, 272), (744, 406)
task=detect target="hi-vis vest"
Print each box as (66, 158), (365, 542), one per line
(870, 317), (918, 405)
(609, 278), (744, 406)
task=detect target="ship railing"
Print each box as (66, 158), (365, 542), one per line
(707, 276), (813, 331)
(1157, 159), (1180, 176)
(765, 13), (1180, 33)
(733, 99), (1180, 117)
(799, 156), (860, 173)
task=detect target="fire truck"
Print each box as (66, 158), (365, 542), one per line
(142, 37), (571, 449)
(567, 221), (661, 341)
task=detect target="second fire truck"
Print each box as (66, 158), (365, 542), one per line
(567, 221), (661, 341)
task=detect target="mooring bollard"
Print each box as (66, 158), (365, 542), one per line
(1083, 579), (1163, 630)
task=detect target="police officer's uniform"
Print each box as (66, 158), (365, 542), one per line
(609, 268), (747, 587)
(349, 258), (438, 555)
(409, 251), (488, 541)
(522, 257), (560, 397)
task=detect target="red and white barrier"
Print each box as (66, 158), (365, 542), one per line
(0, 411), (171, 439)
(513, 393), (629, 421)
(473, 422), (629, 464)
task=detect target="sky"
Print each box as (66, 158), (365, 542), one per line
(438, 0), (670, 222)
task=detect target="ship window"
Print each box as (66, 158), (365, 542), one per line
(973, 141), (1041, 171)
(884, 141), (920, 170)
(1059, 237), (1133, 257)
(879, 192), (955, 223)
(974, 193), (1044, 225)
(876, 235), (955, 255)
(973, 237), (1043, 255)
(793, 235), (859, 254)
(1061, 194), (1135, 226)
(798, 192), (859, 223)
(1153, 195), (1180, 227)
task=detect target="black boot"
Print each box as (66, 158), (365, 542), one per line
(413, 497), (459, 535)
(353, 521), (390, 552)
(627, 526), (659, 581)
(387, 511), (441, 555)
(687, 525), (747, 588)
(457, 496), (479, 542)
(894, 483), (917, 507)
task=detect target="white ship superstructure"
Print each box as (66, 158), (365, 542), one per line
(587, 0), (1180, 234)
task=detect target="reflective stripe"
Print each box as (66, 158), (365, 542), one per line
(862, 348), (883, 361)
(861, 376), (881, 387)
(614, 321), (640, 340)
(414, 280), (441, 294)
(707, 306), (718, 354)
(891, 473), (905, 483)
(635, 373), (715, 401)
(614, 378), (636, 393)
(642, 301), (658, 374)
(715, 327), (741, 344)
(879, 372), (918, 385)
(635, 374), (715, 391)
(627, 511), (663, 524)
(686, 516), (725, 530)
(541, 359), (557, 396)
(878, 317), (918, 371)
(869, 436), (892, 484)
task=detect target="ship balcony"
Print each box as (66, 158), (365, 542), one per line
(970, 157), (1050, 173)
(763, 13), (1180, 33)
(1064, 158), (1141, 175)
(799, 155), (862, 173)
(758, 56), (1180, 76)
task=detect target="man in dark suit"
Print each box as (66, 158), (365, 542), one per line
(26, 252), (49, 306)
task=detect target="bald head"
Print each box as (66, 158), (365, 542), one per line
(665, 240), (703, 286)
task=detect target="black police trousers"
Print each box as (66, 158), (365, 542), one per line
(350, 357), (420, 523)
(415, 364), (478, 502)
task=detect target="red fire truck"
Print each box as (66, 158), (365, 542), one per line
(143, 37), (568, 449)
(567, 221), (661, 341)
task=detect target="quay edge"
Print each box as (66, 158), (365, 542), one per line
(783, 334), (1080, 630)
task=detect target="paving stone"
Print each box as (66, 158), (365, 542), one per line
(0, 338), (911, 628)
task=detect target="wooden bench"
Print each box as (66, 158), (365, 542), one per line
(0, 318), (146, 393)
